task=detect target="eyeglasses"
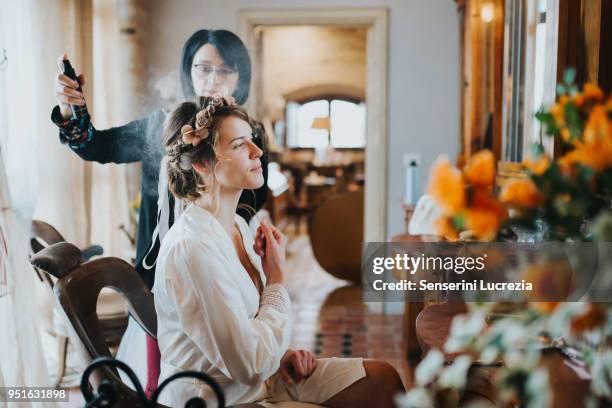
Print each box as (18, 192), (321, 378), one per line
(192, 64), (238, 77)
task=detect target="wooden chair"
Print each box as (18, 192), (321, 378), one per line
(30, 242), (158, 406)
(30, 220), (127, 389)
(310, 190), (364, 285)
(31, 220), (103, 262)
(31, 243), (266, 408)
(30, 220), (128, 343)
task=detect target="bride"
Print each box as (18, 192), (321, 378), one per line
(153, 95), (405, 406)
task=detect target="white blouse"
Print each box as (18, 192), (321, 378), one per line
(152, 204), (293, 406)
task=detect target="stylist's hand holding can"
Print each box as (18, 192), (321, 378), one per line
(54, 53), (86, 120)
(253, 219), (287, 285)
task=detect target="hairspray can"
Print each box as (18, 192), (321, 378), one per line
(61, 58), (90, 121)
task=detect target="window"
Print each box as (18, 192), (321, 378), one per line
(502, 0), (559, 161)
(286, 98), (366, 148)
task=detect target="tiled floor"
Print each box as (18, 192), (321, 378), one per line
(283, 229), (413, 390)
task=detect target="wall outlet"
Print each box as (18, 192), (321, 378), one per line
(403, 152), (422, 167)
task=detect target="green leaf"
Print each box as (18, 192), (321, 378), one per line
(535, 110), (561, 137)
(564, 102), (582, 140)
(569, 85), (579, 97)
(564, 68), (576, 86)
(452, 214), (466, 231)
(556, 84), (567, 96)
(577, 165), (595, 183)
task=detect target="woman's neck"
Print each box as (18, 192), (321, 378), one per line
(195, 187), (242, 236)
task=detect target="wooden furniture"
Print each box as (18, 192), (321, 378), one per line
(308, 162), (354, 191)
(390, 233), (428, 362)
(264, 163), (290, 231)
(30, 242), (159, 407)
(31, 220), (103, 262)
(30, 221), (127, 344)
(265, 185), (289, 231)
(416, 302), (591, 407)
(304, 176), (338, 231)
(30, 220), (123, 388)
(310, 190), (363, 285)
(400, 202), (416, 234)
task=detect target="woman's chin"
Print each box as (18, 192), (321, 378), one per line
(242, 174), (264, 190)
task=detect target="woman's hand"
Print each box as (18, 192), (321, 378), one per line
(55, 53), (86, 120)
(279, 349), (318, 384)
(253, 218), (287, 285)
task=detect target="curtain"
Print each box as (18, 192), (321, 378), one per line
(33, 0), (93, 247)
(89, 0), (131, 259)
(0, 0), (132, 394)
(30, 0), (132, 257)
(0, 0), (51, 396)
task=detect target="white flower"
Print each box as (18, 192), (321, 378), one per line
(503, 349), (524, 369)
(495, 319), (528, 349)
(525, 368), (551, 408)
(480, 346), (499, 364)
(395, 387), (434, 408)
(444, 312), (485, 353)
(415, 349), (445, 386)
(590, 350), (612, 398)
(438, 355), (472, 389)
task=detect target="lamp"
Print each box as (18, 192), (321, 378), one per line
(481, 3), (494, 23)
(311, 116), (331, 132)
(311, 116), (332, 164)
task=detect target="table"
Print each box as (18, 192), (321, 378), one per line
(416, 302), (591, 407)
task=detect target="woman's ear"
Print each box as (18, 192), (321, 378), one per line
(192, 160), (209, 175)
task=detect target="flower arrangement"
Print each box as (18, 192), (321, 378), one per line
(428, 150), (508, 241)
(397, 74), (612, 407)
(428, 70), (612, 242)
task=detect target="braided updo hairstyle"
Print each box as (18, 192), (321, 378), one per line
(163, 96), (262, 207)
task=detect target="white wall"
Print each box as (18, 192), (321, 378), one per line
(261, 26), (366, 121)
(145, 0), (460, 239)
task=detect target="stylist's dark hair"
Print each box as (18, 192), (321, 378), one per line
(180, 29), (252, 105)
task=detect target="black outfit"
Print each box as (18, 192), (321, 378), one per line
(51, 106), (268, 289)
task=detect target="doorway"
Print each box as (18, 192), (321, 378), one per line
(239, 8), (389, 242)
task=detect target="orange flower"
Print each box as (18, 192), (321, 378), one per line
(523, 155), (551, 176)
(435, 217), (459, 241)
(558, 151), (579, 178)
(428, 156), (465, 215)
(583, 105), (611, 146)
(570, 303), (607, 334)
(529, 302), (561, 315)
(523, 260), (575, 313)
(465, 190), (507, 241)
(583, 83), (604, 102)
(573, 93), (586, 107)
(568, 140), (612, 172)
(499, 178), (541, 208)
(560, 128), (571, 142)
(463, 150), (496, 188)
(550, 103), (565, 127)
(559, 112), (612, 173)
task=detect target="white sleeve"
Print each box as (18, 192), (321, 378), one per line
(162, 240), (292, 385)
